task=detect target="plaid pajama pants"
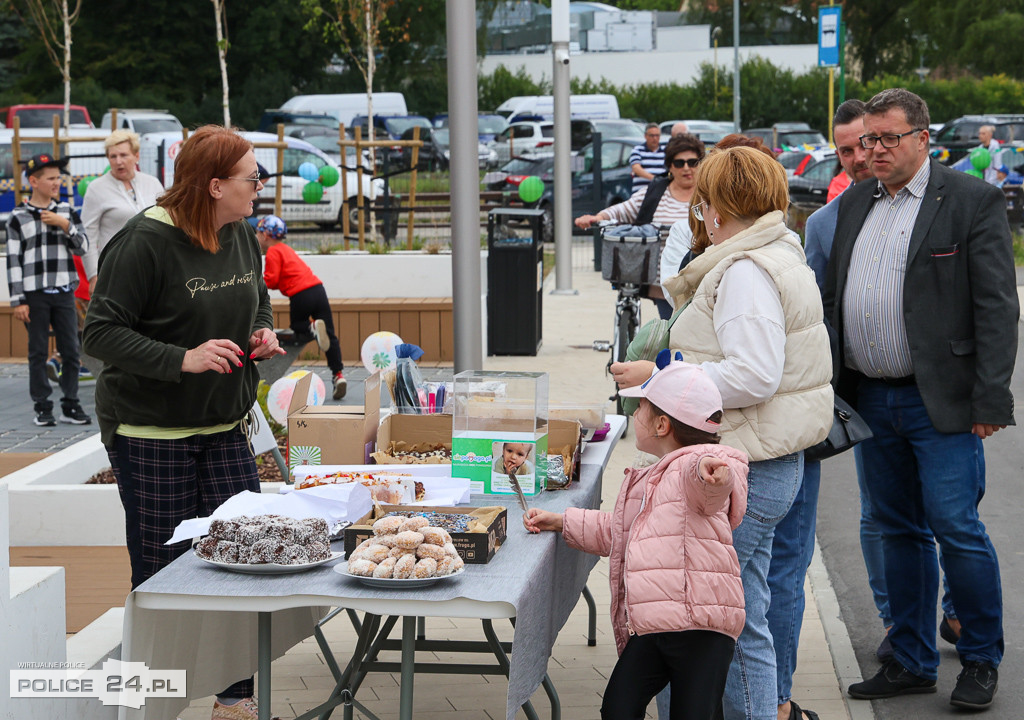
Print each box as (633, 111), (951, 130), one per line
(108, 427), (260, 589)
(109, 427), (260, 699)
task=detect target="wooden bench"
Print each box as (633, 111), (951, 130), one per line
(0, 298), (454, 365)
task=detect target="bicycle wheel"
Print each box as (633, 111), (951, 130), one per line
(613, 303), (637, 414)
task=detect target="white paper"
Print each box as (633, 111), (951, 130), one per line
(165, 483), (373, 545)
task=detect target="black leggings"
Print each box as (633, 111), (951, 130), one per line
(289, 283), (343, 374)
(601, 630), (735, 720)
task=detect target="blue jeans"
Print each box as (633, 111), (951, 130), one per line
(767, 460), (821, 705)
(857, 380), (1002, 679)
(656, 453), (802, 720)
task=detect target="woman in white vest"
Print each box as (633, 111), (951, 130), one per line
(611, 145), (833, 720)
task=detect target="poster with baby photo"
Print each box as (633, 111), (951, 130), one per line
(491, 440), (535, 480)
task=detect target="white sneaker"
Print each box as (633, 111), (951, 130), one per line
(311, 319), (329, 352)
(333, 371), (347, 400)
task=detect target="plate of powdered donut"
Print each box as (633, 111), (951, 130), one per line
(335, 514), (466, 588)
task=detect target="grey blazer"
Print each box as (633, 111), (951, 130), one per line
(822, 159), (1018, 433)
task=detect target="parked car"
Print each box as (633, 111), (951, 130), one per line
(257, 109), (338, 133)
(486, 136), (637, 243)
(399, 127), (496, 171)
(100, 109), (182, 135)
(0, 103), (93, 129)
(930, 114), (1024, 166)
(432, 113), (509, 144)
(659, 119), (731, 140)
(787, 151), (838, 206)
(350, 114), (432, 141)
(744, 123), (827, 151)
(569, 119), (645, 148)
(489, 121), (555, 165)
(777, 147), (835, 178)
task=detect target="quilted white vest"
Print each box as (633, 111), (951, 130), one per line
(665, 211), (833, 461)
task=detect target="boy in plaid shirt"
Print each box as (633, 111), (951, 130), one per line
(6, 153), (92, 426)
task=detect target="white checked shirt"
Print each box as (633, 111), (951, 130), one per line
(842, 159), (930, 379)
(5, 199), (88, 306)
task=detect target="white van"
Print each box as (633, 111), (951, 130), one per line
(138, 131), (383, 229)
(495, 94), (620, 123)
(279, 93), (408, 128)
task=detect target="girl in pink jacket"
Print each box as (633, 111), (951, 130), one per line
(524, 357), (748, 720)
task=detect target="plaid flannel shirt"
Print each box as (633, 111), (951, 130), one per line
(5, 199), (88, 306)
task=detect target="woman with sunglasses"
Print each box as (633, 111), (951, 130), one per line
(83, 125), (287, 720)
(575, 133), (705, 319)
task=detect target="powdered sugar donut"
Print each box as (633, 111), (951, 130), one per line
(373, 516), (404, 536)
(442, 542), (459, 558)
(348, 558), (378, 577)
(362, 544), (391, 564)
(375, 533), (399, 548)
(415, 543), (446, 561)
(394, 530), (425, 550)
(413, 557), (437, 578)
(399, 516), (430, 533)
(420, 526), (451, 546)
(393, 553), (416, 579)
(373, 556), (397, 578)
(389, 546), (417, 558)
(436, 556), (455, 576)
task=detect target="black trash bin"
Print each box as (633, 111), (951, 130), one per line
(487, 207), (545, 356)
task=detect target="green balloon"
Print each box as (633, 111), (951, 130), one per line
(302, 181), (324, 204)
(966, 168), (984, 179)
(518, 175), (544, 203)
(318, 165), (340, 187)
(970, 147), (991, 171)
(76, 176), (93, 197)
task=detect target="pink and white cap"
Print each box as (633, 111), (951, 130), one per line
(619, 358), (723, 433)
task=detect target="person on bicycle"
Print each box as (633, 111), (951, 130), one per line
(575, 134), (705, 320)
(611, 146), (833, 720)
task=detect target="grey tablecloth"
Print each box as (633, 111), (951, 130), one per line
(121, 432), (620, 720)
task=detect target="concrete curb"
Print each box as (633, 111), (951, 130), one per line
(809, 538), (876, 720)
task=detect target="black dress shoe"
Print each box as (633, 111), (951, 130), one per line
(940, 615), (961, 646)
(950, 661), (997, 710)
(848, 659), (936, 699)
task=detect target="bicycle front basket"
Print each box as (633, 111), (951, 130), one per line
(601, 235), (661, 285)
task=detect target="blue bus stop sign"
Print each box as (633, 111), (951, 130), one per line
(818, 7), (841, 67)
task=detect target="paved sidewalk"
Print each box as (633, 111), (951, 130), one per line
(0, 268), (865, 719)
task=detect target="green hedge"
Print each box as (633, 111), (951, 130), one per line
(480, 58), (1024, 130)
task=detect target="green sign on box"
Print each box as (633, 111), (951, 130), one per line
(452, 433), (548, 496)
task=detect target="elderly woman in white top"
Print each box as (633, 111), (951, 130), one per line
(611, 146), (833, 720)
(82, 129), (164, 293)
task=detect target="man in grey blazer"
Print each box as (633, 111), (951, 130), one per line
(823, 88), (1018, 711)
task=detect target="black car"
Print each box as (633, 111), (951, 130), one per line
(930, 114), (1024, 166)
(485, 137), (638, 243)
(398, 128), (497, 171)
(788, 153), (838, 207)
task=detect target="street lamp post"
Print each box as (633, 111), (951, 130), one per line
(712, 26), (722, 109)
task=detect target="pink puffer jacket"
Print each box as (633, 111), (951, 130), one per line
(562, 444), (748, 654)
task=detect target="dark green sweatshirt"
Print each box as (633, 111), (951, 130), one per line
(83, 211), (273, 446)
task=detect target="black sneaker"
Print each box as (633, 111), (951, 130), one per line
(34, 409), (56, 427)
(951, 661), (997, 710)
(59, 402), (92, 425)
(848, 659), (936, 699)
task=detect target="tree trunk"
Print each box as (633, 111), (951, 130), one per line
(365, 0), (375, 168)
(62, 0), (70, 132)
(213, 0), (231, 127)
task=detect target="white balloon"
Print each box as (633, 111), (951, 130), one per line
(266, 370), (327, 424)
(360, 331), (403, 374)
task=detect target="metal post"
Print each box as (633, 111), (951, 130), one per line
(551, 0), (576, 294)
(400, 616), (416, 719)
(732, 0), (741, 133)
(447, 0), (483, 372)
(258, 612), (271, 720)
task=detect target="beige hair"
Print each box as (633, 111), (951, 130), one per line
(694, 145), (789, 224)
(105, 129), (141, 154)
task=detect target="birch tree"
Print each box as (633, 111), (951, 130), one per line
(9, 0), (82, 130)
(212, 0), (231, 126)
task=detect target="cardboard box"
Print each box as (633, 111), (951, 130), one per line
(344, 504), (507, 563)
(372, 413), (453, 464)
(287, 372), (380, 468)
(547, 419), (582, 489)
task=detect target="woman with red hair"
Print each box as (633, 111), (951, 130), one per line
(83, 125), (285, 720)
